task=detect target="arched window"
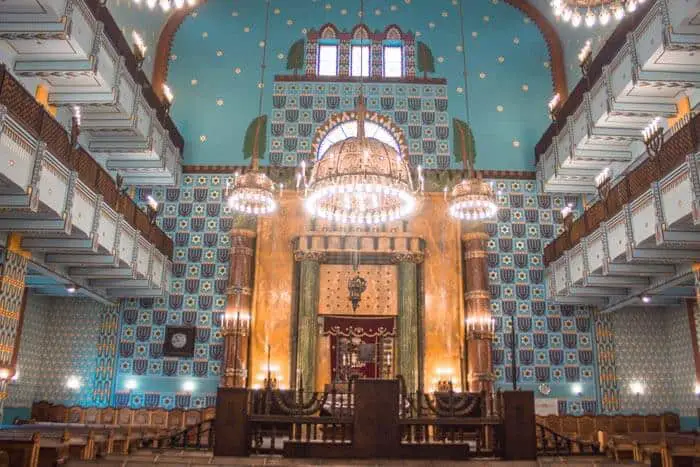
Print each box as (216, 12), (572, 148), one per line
(383, 26), (404, 78)
(317, 120), (401, 160)
(318, 25), (339, 76)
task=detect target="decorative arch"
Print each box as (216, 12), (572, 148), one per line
(319, 23), (340, 39)
(384, 25), (403, 41)
(351, 24), (371, 41)
(312, 109), (409, 161)
(152, 0), (567, 102)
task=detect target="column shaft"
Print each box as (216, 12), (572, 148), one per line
(295, 256), (321, 391)
(397, 261), (419, 393)
(462, 226), (494, 393)
(221, 230), (256, 389)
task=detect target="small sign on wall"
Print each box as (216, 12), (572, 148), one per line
(535, 398), (559, 416)
(163, 326), (195, 358)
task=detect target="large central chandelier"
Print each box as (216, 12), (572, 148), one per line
(550, 0), (647, 28)
(299, 102), (422, 225)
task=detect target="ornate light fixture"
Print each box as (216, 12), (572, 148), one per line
(447, 178), (498, 221)
(139, 0), (196, 13)
(226, 0), (278, 216)
(299, 101), (421, 225)
(550, 0), (646, 29)
(299, 0), (421, 225)
(447, 0), (497, 222)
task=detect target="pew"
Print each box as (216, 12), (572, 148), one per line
(0, 431), (69, 467)
(605, 432), (699, 466)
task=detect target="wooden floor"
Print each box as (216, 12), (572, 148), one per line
(66, 450), (636, 466)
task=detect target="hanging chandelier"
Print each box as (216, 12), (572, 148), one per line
(299, 101), (422, 225)
(447, 0), (497, 222)
(447, 177), (498, 221)
(227, 169), (277, 215)
(141, 0), (196, 13)
(226, 0), (278, 216)
(550, 0), (647, 28)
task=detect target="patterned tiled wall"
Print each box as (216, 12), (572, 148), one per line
(7, 295), (117, 409)
(271, 81), (450, 169)
(114, 175), (249, 409)
(594, 312), (621, 413)
(613, 306), (696, 417)
(117, 174), (596, 413)
(485, 179), (596, 414)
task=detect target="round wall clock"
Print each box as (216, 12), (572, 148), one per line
(171, 332), (188, 349)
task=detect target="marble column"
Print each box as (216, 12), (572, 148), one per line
(462, 225), (494, 393)
(221, 229), (256, 389)
(294, 251), (324, 391)
(395, 252), (423, 394)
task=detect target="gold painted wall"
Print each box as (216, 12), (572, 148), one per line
(318, 264), (398, 316)
(252, 192), (463, 390)
(251, 192), (306, 389)
(409, 193), (464, 390)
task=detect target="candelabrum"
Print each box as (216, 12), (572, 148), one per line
(642, 117), (664, 158)
(145, 195), (160, 226)
(70, 106), (81, 150)
(595, 167), (612, 215)
(132, 31), (147, 70)
(578, 40), (593, 81)
(221, 310), (250, 388)
(465, 316), (495, 341)
(162, 84), (174, 115)
(548, 93), (561, 122)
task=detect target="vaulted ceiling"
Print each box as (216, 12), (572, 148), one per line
(106, 0), (619, 169)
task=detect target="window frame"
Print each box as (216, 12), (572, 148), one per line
(382, 42), (403, 78)
(350, 42), (371, 78)
(317, 41), (339, 77)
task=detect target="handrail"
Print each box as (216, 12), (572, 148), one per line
(0, 64), (173, 259)
(534, 1), (655, 163)
(150, 420), (214, 450)
(536, 422), (599, 456)
(83, 0), (184, 151)
(544, 112), (700, 266)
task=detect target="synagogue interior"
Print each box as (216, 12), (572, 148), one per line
(0, 0), (699, 463)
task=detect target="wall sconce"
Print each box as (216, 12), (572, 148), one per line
(182, 380), (195, 393)
(66, 376), (82, 391)
(695, 383), (700, 397)
(124, 379), (138, 391)
(630, 381), (644, 396)
(641, 295), (652, 304)
(571, 383), (583, 397)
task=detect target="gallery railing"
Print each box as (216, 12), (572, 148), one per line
(544, 112), (700, 266)
(0, 64), (173, 258)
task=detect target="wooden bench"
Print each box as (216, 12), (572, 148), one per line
(0, 431), (70, 467)
(635, 435), (700, 467)
(606, 432), (699, 464)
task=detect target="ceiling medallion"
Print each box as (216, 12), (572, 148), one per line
(299, 101), (423, 225)
(550, 0), (647, 28)
(447, 177), (498, 221)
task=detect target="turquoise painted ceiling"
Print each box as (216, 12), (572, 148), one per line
(107, 0), (618, 171)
